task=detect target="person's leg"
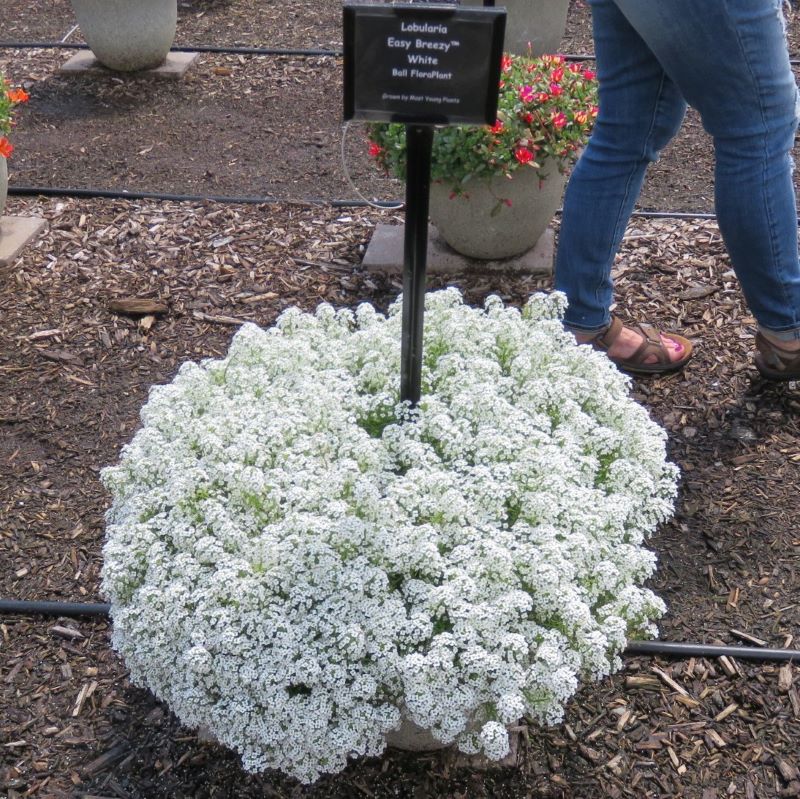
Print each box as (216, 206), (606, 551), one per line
(555, 0), (688, 364)
(611, 0), (800, 352)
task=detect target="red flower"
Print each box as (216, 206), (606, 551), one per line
(522, 112), (534, 125)
(514, 146), (535, 164)
(590, 104), (599, 117)
(501, 55), (513, 72)
(574, 110), (589, 125)
(550, 111), (568, 129)
(536, 92), (550, 103)
(368, 142), (383, 158)
(549, 83), (563, 97)
(583, 69), (596, 80)
(568, 63), (582, 74)
(551, 67), (564, 82)
(490, 119), (504, 134)
(0, 137), (13, 158)
(518, 85), (535, 103)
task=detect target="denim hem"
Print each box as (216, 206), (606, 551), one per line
(757, 324), (800, 342)
(563, 321), (611, 337)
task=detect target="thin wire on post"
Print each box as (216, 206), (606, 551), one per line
(340, 121), (404, 211)
(60, 25), (79, 44)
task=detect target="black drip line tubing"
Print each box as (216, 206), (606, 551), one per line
(0, 41), (596, 61)
(0, 599), (797, 663)
(8, 184), (733, 219)
(5, 41), (800, 69)
(0, 41), (344, 58)
(8, 184), (407, 209)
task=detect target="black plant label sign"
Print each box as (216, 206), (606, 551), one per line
(343, 3), (505, 125)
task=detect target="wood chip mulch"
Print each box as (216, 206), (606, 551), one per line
(1, 1), (799, 797)
(1, 196), (798, 799)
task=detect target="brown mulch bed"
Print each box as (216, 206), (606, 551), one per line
(2, 2), (800, 798)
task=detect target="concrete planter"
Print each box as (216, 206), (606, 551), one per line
(429, 161), (567, 260)
(385, 711), (521, 769)
(461, 0), (570, 56)
(385, 714), (453, 752)
(69, 0), (177, 72)
(0, 157), (7, 218)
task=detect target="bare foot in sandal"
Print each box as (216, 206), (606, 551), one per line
(574, 316), (693, 375)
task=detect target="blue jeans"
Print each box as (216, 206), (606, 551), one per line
(555, 0), (800, 341)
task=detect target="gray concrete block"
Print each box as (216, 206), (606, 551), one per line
(0, 216), (47, 268)
(362, 223), (554, 275)
(59, 50), (199, 79)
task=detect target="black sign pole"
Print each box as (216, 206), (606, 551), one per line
(400, 124), (434, 407)
(343, 3), (505, 407)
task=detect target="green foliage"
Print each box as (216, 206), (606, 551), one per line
(367, 53), (598, 190)
(0, 72), (29, 156)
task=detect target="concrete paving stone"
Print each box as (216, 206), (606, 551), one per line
(362, 223), (554, 275)
(59, 50), (199, 79)
(0, 216), (47, 269)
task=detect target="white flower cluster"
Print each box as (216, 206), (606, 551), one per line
(101, 289), (676, 784)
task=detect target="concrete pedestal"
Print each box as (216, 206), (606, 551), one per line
(59, 50), (199, 79)
(362, 223), (555, 276)
(0, 216), (47, 268)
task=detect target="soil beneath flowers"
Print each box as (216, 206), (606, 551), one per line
(1, 3), (800, 799)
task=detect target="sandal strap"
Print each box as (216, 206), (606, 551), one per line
(627, 323), (671, 366)
(593, 316), (624, 351)
(756, 332), (800, 372)
(593, 317), (671, 365)
(586, 315), (686, 372)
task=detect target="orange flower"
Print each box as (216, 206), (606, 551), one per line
(7, 88), (29, 104)
(0, 137), (13, 158)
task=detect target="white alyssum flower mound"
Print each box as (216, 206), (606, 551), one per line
(102, 289), (677, 784)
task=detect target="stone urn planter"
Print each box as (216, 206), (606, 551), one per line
(0, 157), (7, 218)
(385, 711), (454, 752)
(461, 0), (570, 55)
(69, 0), (178, 72)
(428, 159), (568, 259)
(385, 711), (522, 769)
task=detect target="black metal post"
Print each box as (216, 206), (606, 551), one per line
(400, 124), (434, 407)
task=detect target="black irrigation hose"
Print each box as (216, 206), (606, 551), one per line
(6, 184), (787, 220)
(7, 184), (407, 208)
(626, 640), (800, 663)
(0, 599), (797, 663)
(5, 40), (800, 68)
(0, 41), (343, 57)
(9, 184), (280, 205)
(0, 599), (110, 617)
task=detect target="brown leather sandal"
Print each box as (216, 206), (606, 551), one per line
(584, 316), (694, 375)
(754, 332), (800, 381)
